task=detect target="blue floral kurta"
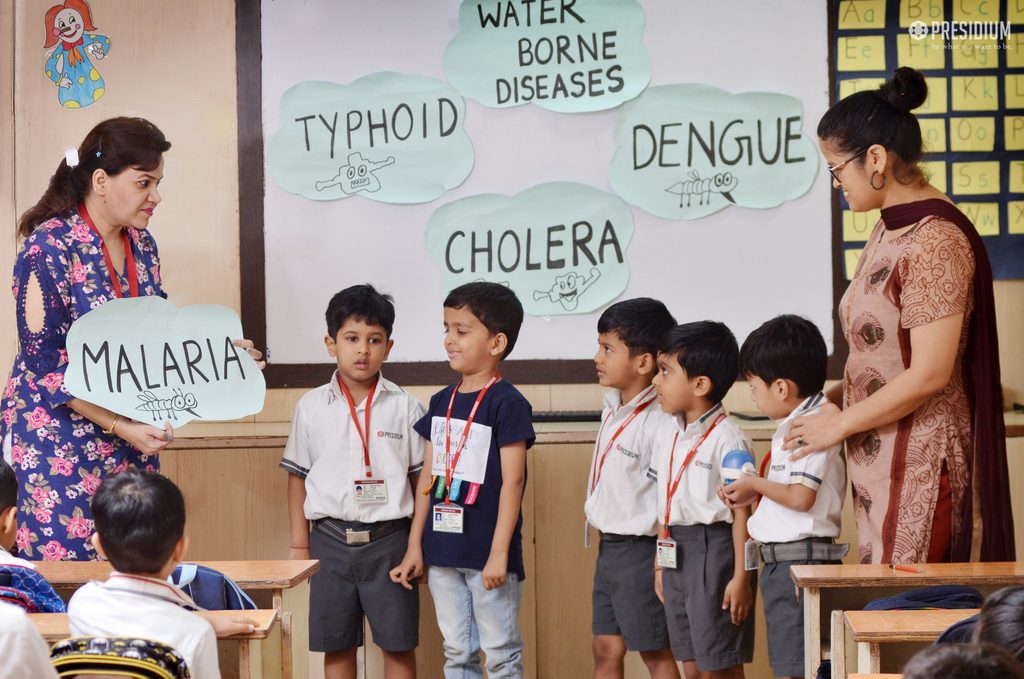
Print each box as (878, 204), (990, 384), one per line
(2, 210), (164, 561)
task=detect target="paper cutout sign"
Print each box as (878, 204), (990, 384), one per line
(267, 72), (475, 204)
(64, 298), (266, 427)
(609, 84), (819, 220)
(443, 0), (650, 112)
(43, 0), (111, 109)
(425, 182), (633, 316)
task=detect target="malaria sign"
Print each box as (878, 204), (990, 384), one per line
(64, 298), (266, 427)
(608, 84), (819, 220)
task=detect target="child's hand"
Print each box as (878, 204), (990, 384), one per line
(721, 478), (759, 508)
(288, 546), (310, 561)
(654, 569), (664, 603)
(198, 613), (258, 638)
(722, 576), (753, 625)
(389, 550), (425, 590)
(481, 552), (508, 591)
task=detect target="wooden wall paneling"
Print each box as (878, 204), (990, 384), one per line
(0, 0), (15, 377)
(550, 384), (605, 413)
(995, 281), (1024, 409)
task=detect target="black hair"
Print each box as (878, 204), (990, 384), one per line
(597, 298), (677, 359)
(975, 586), (1024, 663)
(325, 284), (396, 339)
(660, 321), (738, 405)
(0, 459), (16, 514)
(903, 644), (1024, 679)
(739, 315), (827, 398)
(816, 67), (929, 186)
(18, 117), (171, 238)
(443, 282), (524, 360)
(91, 470), (185, 574)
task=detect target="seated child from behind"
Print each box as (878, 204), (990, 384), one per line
(649, 321), (755, 679)
(281, 283), (425, 679)
(587, 298), (679, 679)
(0, 459), (36, 571)
(391, 282), (535, 679)
(721, 314), (847, 679)
(67, 470), (221, 679)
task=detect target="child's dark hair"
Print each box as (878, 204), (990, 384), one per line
(598, 298), (676, 359)
(903, 644), (1024, 679)
(444, 282), (523, 359)
(91, 470), (185, 574)
(739, 315), (827, 398)
(661, 321), (738, 404)
(0, 459), (16, 514)
(816, 67), (929, 187)
(974, 586), (1024, 663)
(325, 284), (395, 339)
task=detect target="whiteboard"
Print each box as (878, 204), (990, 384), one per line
(261, 0), (834, 364)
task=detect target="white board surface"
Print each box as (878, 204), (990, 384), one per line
(261, 0), (834, 364)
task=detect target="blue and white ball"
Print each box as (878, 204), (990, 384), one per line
(721, 450), (756, 484)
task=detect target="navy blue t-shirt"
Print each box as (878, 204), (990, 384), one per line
(413, 379), (535, 580)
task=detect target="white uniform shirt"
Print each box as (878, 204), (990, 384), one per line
(746, 392), (846, 544)
(584, 386), (669, 536)
(0, 544), (38, 570)
(68, 573), (220, 679)
(649, 403), (752, 527)
(280, 372), (426, 522)
(0, 601), (60, 679)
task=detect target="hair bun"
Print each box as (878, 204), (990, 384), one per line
(877, 67), (928, 113)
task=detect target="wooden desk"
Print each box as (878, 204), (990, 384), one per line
(30, 609), (278, 679)
(833, 609), (978, 677)
(37, 560), (318, 679)
(790, 562), (1024, 679)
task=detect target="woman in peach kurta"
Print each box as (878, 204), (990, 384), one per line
(787, 68), (1013, 564)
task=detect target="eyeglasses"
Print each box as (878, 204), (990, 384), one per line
(827, 147), (869, 183)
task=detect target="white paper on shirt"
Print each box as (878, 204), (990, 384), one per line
(429, 416), (492, 484)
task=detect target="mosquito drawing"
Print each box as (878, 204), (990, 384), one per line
(666, 171), (738, 207)
(136, 389), (199, 421)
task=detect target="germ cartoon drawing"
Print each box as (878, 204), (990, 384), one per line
(136, 389), (199, 421)
(533, 268), (601, 312)
(316, 152), (395, 195)
(666, 171), (738, 208)
(43, 0), (110, 109)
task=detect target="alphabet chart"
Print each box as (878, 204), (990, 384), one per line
(832, 0), (1024, 279)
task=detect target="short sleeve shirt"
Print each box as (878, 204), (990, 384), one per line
(745, 393), (846, 544)
(280, 372), (426, 522)
(648, 403), (752, 527)
(413, 379), (535, 580)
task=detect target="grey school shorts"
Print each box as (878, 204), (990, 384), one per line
(308, 518), (419, 653)
(592, 536), (671, 652)
(661, 522), (756, 672)
(760, 557), (842, 678)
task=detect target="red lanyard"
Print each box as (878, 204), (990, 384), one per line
(590, 386), (655, 493)
(78, 202), (138, 298)
(662, 413), (726, 538)
(337, 374), (378, 477)
(444, 373), (500, 505)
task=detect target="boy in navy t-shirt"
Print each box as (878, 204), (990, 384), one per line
(391, 282), (534, 679)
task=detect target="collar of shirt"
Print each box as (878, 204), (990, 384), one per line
(773, 391), (827, 443)
(100, 572), (203, 611)
(326, 370), (393, 407)
(602, 384), (657, 415)
(672, 401), (724, 437)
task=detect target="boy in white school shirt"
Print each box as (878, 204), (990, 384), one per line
(0, 459), (38, 571)
(721, 315), (847, 679)
(67, 470), (225, 679)
(649, 321), (756, 679)
(0, 600), (59, 679)
(282, 284), (426, 679)
(586, 298), (680, 679)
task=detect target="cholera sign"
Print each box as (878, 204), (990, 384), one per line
(64, 298), (266, 427)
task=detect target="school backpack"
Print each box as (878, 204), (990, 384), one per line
(168, 563), (256, 611)
(0, 564), (66, 612)
(863, 584), (984, 611)
(51, 636), (191, 679)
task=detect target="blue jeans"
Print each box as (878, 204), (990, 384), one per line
(427, 566), (524, 679)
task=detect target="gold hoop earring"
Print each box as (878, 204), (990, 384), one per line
(870, 171), (887, 190)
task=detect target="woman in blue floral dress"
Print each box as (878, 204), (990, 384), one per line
(3, 118), (178, 561)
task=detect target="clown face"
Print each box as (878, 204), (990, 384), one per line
(53, 8), (85, 43)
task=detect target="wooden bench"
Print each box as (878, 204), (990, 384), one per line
(30, 609), (278, 679)
(36, 560), (318, 679)
(832, 609), (978, 677)
(790, 562), (1024, 679)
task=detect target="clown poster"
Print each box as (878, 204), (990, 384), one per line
(43, 0), (110, 109)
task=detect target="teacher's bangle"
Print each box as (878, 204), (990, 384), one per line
(103, 414), (121, 436)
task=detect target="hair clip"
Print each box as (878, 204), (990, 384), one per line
(64, 146), (80, 169)
(96, 152), (101, 158)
